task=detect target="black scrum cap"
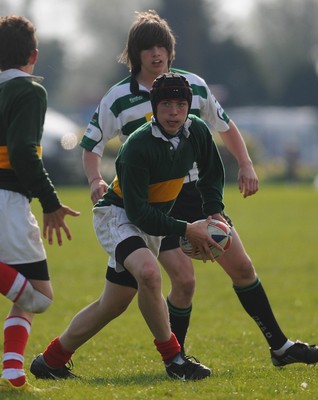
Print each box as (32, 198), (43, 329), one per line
(150, 73), (192, 120)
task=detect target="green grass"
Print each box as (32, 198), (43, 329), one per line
(1, 184), (318, 399)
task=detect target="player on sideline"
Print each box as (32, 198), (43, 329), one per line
(0, 15), (80, 393)
(31, 11), (318, 381)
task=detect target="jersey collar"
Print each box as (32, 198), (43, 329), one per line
(151, 116), (192, 141)
(130, 73), (150, 96)
(0, 68), (44, 84)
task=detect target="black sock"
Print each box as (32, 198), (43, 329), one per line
(167, 298), (192, 353)
(234, 278), (287, 350)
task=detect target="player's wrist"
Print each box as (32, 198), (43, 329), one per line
(88, 176), (102, 185)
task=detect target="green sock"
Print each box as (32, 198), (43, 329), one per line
(167, 298), (192, 353)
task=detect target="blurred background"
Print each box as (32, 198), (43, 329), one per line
(2, 0), (318, 185)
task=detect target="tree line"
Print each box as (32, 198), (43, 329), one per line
(2, 0), (318, 112)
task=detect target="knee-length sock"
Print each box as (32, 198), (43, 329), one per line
(2, 316), (31, 387)
(167, 298), (192, 353)
(234, 278), (288, 350)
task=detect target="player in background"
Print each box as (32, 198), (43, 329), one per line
(30, 10), (318, 381)
(0, 15), (80, 393)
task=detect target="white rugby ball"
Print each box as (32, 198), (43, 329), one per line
(179, 219), (232, 260)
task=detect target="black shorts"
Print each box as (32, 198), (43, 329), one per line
(105, 236), (147, 290)
(106, 265), (138, 289)
(11, 260), (50, 280)
(160, 180), (232, 252)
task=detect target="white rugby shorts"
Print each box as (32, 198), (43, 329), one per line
(0, 189), (46, 264)
(93, 204), (163, 272)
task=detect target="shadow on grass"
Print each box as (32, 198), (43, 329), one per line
(80, 372), (167, 386)
(76, 368), (234, 387)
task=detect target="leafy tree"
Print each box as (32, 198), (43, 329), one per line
(158, 0), (269, 106)
(57, 0), (158, 108)
(206, 38), (269, 106)
(248, 0), (318, 105)
(281, 63), (318, 106)
(4, 0), (317, 109)
(35, 39), (64, 104)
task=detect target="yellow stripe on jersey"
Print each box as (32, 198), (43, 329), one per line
(112, 177), (122, 197)
(0, 145), (43, 169)
(148, 178), (185, 202)
(112, 175), (185, 203)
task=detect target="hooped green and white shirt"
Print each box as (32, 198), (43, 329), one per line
(80, 68), (230, 182)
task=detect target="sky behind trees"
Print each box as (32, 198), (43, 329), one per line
(1, 0), (256, 41)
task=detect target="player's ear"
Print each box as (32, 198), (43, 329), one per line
(29, 49), (39, 66)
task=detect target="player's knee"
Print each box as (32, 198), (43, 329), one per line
(182, 277), (196, 296)
(16, 289), (52, 313)
(139, 261), (161, 289)
(170, 257), (195, 293)
(239, 257), (255, 279)
(172, 276), (195, 301)
(229, 257), (256, 285)
(31, 291), (53, 313)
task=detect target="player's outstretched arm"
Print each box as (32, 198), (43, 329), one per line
(43, 205), (80, 246)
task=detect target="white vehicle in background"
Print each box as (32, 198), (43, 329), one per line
(228, 106), (318, 168)
(42, 108), (85, 185)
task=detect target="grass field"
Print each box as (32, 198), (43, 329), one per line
(1, 184), (318, 400)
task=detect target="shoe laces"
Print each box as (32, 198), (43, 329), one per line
(179, 355), (203, 377)
(183, 354), (201, 364)
(66, 359), (74, 371)
(294, 340), (316, 348)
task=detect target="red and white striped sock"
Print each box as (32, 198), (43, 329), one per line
(0, 261), (31, 303)
(2, 316), (31, 387)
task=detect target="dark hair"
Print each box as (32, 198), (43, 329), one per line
(118, 10), (176, 74)
(150, 73), (192, 120)
(0, 15), (37, 71)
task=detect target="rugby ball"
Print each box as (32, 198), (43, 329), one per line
(179, 219), (232, 260)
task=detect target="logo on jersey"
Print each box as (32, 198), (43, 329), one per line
(129, 95), (143, 104)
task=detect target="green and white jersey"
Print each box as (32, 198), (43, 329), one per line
(80, 68), (230, 167)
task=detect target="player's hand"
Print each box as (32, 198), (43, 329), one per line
(43, 205), (80, 246)
(186, 216), (224, 263)
(238, 163), (259, 198)
(90, 178), (108, 204)
(211, 213), (230, 227)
